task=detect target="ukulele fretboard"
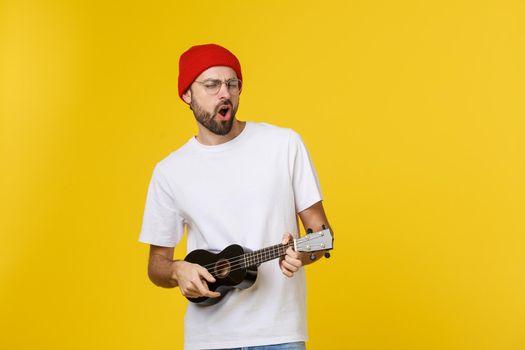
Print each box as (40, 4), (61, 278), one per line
(243, 242), (294, 267)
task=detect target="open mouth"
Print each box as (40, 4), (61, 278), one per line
(218, 105), (230, 116)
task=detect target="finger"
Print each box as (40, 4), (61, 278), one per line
(198, 266), (216, 283)
(280, 263), (293, 277)
(286, 247), (301, 259)
(281, 233), (292, 244)
(184, 290), (200, 298)
(180, 282), (198, 297)
(200, 285), (221, 298)
(195, 278), (222, 298)
(285, 252), (302, 267)
(281, 259), (299, 273)
(183, 284), (219, 299)
(200, 279), (220, 297)
(205, 290), (221, 298)
(193, 278), (213, 297)
(180, 286), (199, 298)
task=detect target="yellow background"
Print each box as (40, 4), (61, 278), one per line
(1, 0), (524, 349)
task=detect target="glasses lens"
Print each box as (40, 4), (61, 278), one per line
(203, 80), (222, 94)
(228, 79), (242, 94)
(199, 79), (242, 95)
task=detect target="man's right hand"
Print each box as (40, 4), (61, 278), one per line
(171, 260), (221, 299)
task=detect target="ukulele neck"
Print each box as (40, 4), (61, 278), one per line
(243, 241), (294, 267)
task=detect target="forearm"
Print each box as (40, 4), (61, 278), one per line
(298, 201), (332, 266)
(147, 250), (221, 299)
(148, 254), (179, 288)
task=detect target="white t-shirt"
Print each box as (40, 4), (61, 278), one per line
(139, 122), (322, 350)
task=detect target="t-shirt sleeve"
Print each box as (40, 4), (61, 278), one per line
(288, 129), (323, 213)
(138, 164), (185, 247)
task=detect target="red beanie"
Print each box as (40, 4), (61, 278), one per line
(178, 44), (242, 100)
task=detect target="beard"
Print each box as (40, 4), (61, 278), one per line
(190, 98), (238, 136)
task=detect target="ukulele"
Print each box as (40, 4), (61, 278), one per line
(184, 228), (334, 306)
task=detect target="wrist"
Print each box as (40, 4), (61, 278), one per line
(170, 260), (183, 286)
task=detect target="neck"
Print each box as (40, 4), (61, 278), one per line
(196, 120), (245, 146)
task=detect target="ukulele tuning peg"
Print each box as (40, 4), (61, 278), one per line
(320, 224), (331, 258)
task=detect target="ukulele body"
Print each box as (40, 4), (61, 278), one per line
(184, 244), (258, 306)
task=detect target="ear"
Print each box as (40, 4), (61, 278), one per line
(182, 89), (192, 104)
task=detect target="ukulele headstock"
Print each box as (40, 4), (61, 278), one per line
(294, 229), (333, 252)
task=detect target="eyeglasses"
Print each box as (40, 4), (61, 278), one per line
(193, 78), (243, 95)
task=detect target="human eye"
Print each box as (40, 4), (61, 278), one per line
(203, 80), (221, 89)
(227, 79), (240, 88)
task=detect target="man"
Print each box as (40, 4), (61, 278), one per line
(139, 43), (331, 350)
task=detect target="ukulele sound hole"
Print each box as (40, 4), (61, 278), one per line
(214, 259), (231, 279)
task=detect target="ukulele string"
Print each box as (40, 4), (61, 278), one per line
(198, 242), (294, 270)
(206, 242), (328, 278)
(204, 242), (295, 277)
(203, 234), (324, 271)
(198, 234), (320, 270)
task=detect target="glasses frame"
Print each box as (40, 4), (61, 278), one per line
(193, 78), (243, 95)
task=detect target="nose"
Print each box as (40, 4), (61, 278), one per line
(216, 81), (231, 100)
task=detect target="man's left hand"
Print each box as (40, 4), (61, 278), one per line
(279, 233), (303, 277)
